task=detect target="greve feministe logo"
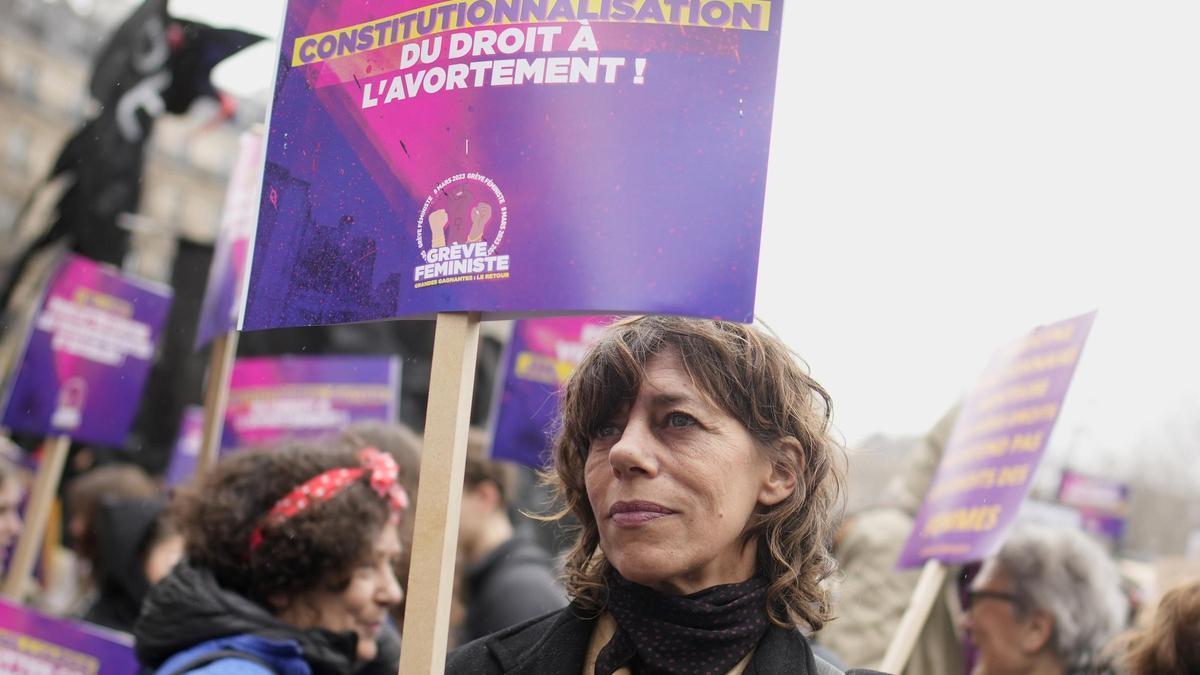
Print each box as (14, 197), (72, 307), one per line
(414, 172), (510, 288)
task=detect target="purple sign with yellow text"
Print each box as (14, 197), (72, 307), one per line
(2, 255), (172, 447)
(196, 131), (266, 349)
(490, 316), (612, 465)
(897, 312), (1097, 568)
(0, 599), (138, 674)
(243, 0), (782, 328)
(223, 355), (400, 450)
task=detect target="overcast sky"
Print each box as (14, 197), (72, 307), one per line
(142, 0), (1200, 482)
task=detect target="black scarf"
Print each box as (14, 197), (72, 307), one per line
(595, 570), (770, 675)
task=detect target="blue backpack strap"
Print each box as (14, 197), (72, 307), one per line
(162, 649), (279, 675)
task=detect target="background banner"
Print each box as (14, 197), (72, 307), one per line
(164, 405), (205, 487)
(489, 316), (611, 466)
(897, 311), (1097, 568)
(243, 0), (784, 329)
(2, 255), (172, 447)
(1058, 470), (1129, 543)
(223, 355), (400, 449)
(0, 599), (138, 674)
(195, 131), (266, 349)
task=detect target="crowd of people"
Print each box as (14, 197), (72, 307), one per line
(0, 316), (1197, 674)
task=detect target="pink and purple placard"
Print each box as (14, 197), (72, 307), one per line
(1, 255), (172, 448)
(1058, 470), (1128, 543)
(489, 316), (612, 466)
(0, 599), (138, 674)
(195, 131), (266, 349)
(242, 0), (783, 329)
(222, 355), (400, 450)
(897, 312), (1097, 568)
(164, 405), (205, 487)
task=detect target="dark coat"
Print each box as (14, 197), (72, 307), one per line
(134, 560), (400, 675)
(83, 496), (165, 632)
(446, 605), (890, 674)
(461, 535), (567, 643)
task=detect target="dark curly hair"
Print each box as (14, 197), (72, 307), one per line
(545, 315), (844, 631)
(173, 440), (392, 609)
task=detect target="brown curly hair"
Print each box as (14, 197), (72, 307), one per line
(544, 315), (844, 631)
(1120, 579), (1200, 675)
(173, 440), (392, 609)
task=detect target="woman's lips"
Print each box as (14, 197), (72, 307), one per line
(609, 500), (676, 526)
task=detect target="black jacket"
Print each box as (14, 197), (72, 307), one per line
(446, 605), (889, 674)
(461, 535), (567, 643)
(83, 496), (165, 632)
(134, 560), (400, 675)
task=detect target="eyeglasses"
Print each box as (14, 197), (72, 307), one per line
(964, 589), (1021, 611)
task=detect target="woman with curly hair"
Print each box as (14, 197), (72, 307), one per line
(134, 441), (408, 674)
(448, 316), (881, 675)
(1119, 579), (1200, 675)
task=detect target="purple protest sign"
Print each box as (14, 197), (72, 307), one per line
(242, 0), (782, 329)
(164, 405), (205, 487)
(1058, 470), (1128, 543)
(2, 255), (172, 448)
(897, 312), (1097, 568)
(0, 599), (138, 674)
(223, 355), (400, 450)
(490, 316), (612, 466)
(195, 131), (266, 349)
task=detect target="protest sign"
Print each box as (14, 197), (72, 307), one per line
(881, 312), (1096, 673)
(242, 0), (784, 329)
(222, 355), (400, 450)
(490, 316), (611, 466)
(164, 406), (205, 488)
(0, 599), (138, 674)
(195, 131), (266, 350)
(897, 312), (1097, 568)
(1, 255), (172, 448)
(1058, 470), (1129, 544)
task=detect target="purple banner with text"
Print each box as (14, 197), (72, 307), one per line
(196, 131), (266, 349)
(223, 355), (400, 450)
(897, 312), (1097, 568)
(490, 316), (612, 466)
(242, 0), (782, 328)
(1058, 470), (1128, 543)
(2, 255), (172, 447)
(0, 599), (138, 674)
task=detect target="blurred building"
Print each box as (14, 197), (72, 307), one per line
(0, 0), (252, 283)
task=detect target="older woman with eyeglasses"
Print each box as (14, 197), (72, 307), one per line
(448, 316), (883, 675)
(962, 523), (1128, 675)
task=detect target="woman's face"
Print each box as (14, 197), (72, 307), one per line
(584, 350), (792, 595)
(281, 525), (404, 662)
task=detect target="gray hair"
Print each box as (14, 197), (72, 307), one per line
(987, 522), (1128, 669)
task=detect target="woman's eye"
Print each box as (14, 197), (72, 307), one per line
(593, 423), (621, 439)
(666, 412), (696, 428)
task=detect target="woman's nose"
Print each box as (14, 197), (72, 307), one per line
(380, 567), (404, 606)
(608, 417), (658, 479)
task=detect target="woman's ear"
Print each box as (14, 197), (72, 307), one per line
(758, 437), (803, 506)
(1018, 608), (1055, 654)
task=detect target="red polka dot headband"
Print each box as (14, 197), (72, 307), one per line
(249, 447), (409, 552)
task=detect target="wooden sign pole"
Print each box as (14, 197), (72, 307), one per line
(398, 312), (481, 675)
(2, 433), (71, 600)
(197, 330), (239, 475)
(879, 559), (948, 674)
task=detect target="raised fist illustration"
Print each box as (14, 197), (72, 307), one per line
(467, 202), (492, 243)
(429, 209), (449, 249)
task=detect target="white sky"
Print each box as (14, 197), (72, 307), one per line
(156, 0), (1200, 480)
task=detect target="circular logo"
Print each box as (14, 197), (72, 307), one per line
(416, 173), (507, 261)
